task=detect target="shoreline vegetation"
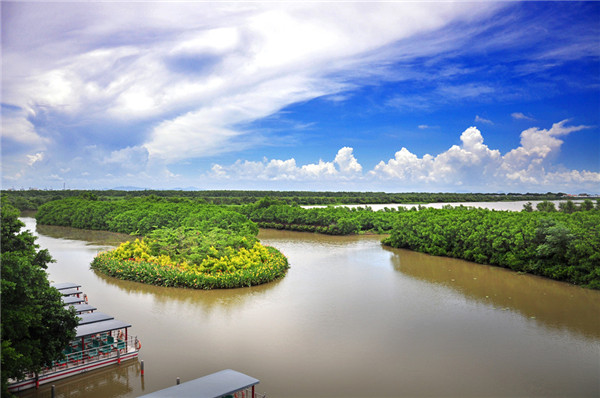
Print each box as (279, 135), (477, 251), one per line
(20, 191), (600, 290)
(3, 189), (571, 211)
(35, 196), (290, 289)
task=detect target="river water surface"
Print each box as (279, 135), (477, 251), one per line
(18, 215), (600, 398)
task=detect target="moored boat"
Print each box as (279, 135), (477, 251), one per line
(7, 283), (141, 392)
(139, 369), (265, 398)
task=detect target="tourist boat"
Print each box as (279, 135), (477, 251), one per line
(7, 283), (141, 392)
(139, 369), (265, 398)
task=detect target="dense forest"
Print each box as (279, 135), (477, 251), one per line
(32, 194), (600, 289)
(382, 207), (600, 289)
(3, 189), (569, 210)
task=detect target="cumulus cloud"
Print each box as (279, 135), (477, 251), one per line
(209, 121), (599, 192)
(371, 126), (501, 186)
(210, 147), (362, 182)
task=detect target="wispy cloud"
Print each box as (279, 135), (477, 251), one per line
(1, 3), (504, 167)
(475, 115), (493, 125)
(511, 112), (535, 121)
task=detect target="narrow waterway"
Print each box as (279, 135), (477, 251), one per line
(18, 217), (600, 398)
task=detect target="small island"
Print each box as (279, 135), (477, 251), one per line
(35, 195), (289, 289)
(92, 238), (288, 289)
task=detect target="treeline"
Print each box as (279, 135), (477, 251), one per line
(523, 199), (598, 213)
(36, 195), (256, 237)
(238, 198), (600, 236)
(3, 189), (569, 210)
(383, 207), (600, 289)
(237, 198), (400, 234)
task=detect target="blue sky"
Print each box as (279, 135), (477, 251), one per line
(2, 1), (599, 193)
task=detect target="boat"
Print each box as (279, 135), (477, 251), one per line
(139, 369), (265, 398)
(7, 283), (141, 392)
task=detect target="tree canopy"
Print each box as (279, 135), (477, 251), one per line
(1, 201), (79, 395)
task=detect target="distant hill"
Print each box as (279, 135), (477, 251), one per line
(111, 186), (200, 191)
(111, 186), (147, 191)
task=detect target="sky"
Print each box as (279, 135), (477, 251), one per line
(2, 1), (599, 193)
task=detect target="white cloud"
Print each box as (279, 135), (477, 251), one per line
(2, 2), (504, 167)
(371, 126), (501, 186)
(334, 147), (362, 175)
(511, 112), (535, 121)
(209, 121), (599, 192)
(474, 115), (493, 125)
(210, 147), (363, 182)
(1, 107), (49, 147)
(501, 119), (590, 172)
(26, 152), (44, 166)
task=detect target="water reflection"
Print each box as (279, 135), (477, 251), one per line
(92, 269), (283, 315)
(36, 224), (133, 246)
(17, 360), (139, 398)
(385, 246), (600, 339)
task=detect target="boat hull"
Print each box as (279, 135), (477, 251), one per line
(8, 350), (139, 392)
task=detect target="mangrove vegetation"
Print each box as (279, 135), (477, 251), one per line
(36, 196), (288, 289)
(32, 193), (600, 290)
(5, 189), (569, 211)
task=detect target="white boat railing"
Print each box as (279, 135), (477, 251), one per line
(42, 335), (139, 374)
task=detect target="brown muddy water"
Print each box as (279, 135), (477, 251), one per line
(18, 217), (600, 397)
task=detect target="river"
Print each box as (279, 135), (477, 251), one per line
(17, 215), (600, 398)
(304, 199), (587, 211)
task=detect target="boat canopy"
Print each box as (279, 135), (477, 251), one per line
(59, 288), (83, 297)
(77, 312), (114, 325)
(75, 319), (132, 338)
(70, 304), (97, 314)
(51, 282), (81, 291)
(62, 296), (85, 305)
(139, 370), (259, 398)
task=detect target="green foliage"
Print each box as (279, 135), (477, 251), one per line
(536, 201), (557, 212)
(1, 201), (78, 394)
(239, 203), (400, 235)
(37, 197), (287, 289)
(3, 188), (567, 210)
(382, 207), (600, 289)
(91, 244), (288, 289)
(32, 195), (600, 290)
(36, 197), (257, 236)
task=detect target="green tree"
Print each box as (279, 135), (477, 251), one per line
(558, 200), (576, 214)
(1, 201), (78, 394)
(522, 202), (534, 212)
(580, 199), (594, 211)
(536, 201), (557, 212)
